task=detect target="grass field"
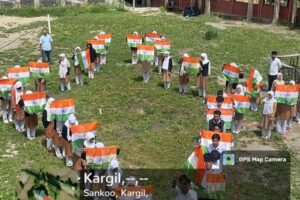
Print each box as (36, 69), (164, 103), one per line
(0, 5), (300, 199)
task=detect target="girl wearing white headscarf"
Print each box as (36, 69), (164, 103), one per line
(198, 53), (210, 98)
(232, 84), (246, 134)
(71, 47), (84, 86)
(61, 114), (78, 167)
(178, 53), (189, 94)
(1, 76), (13, 123)
(128, 31), (139, 64)
(23, 91), (38, 140)
(106, 159), (122, 192)
(11, 81), (26, 132)
(271, 72), (284, 91)
(58, 53), (71, 92)
(161, 51), (173, 90)
(261, 91), (277, 139)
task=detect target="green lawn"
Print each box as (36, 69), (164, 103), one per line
(0, 5), (300, 199)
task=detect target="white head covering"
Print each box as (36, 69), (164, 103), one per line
(25, 90), (32, 94)
(14, 65), (21, 68)
(109, 159), (119, 170)
(1, 76), (8, 79)
(133, 31), (138, 35)
(163, 51), (170, 55)
(263, 91), (276, 115)
(45, 98), (55, 121)
(59, 53), (66, 58)
(290, 80), (295, 85)
(95, 142), (105, 148)
(235, 84), (245, 95)
(99, 31), (105, 35)
(37, 59), (43, 63)
(152, 31), (157, 34)
(183, 53), (189, 57)
(161, 36), (165, 40)
(277, 72), (283, 79)
(75, 46), (81, 52)
(84, 132), (96, 148)
(230, 63), (238, 68)
(65, 114), (77, 127)
(14, 81), (22, 89)
(201, 53), (209, 65)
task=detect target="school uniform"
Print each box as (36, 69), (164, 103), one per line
(197, 53), (210, 97)
(71, 52), (84, 85)
(231, 85), (246, 134)
(142, 60), (150, 83)
(88, 47), (97, 78)
(261, 92), (277, 138)
(162, 55), (173, 89)
(58, 56), (71, 91)
(1, 95), (13, 123)
(11, 84), (26, 132)
(178, 57), (189, 94)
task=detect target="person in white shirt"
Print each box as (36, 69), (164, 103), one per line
(207, 133), (224, 154)
(39, 28), (53, 64)
(268, 51), (282, 91)
(172, 174), (197, 200)
(58, 53), (71, 92)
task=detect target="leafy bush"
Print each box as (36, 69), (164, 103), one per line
(205, 28), (218, 40)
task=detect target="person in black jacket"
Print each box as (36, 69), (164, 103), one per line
(86, 43), (97, 79)
(208, 110), (225, 132)
(161, 51), (173, 90)
(197, 53), (210, 98)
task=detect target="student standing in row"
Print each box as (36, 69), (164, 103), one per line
(71, 47), (84, 86)
(58, 53), (71, 92)
(11, 81), (26, 132)
(161, 51), (173, 90)
(178, 53), (189, 94)
(1, 76), (13, 123)
(261, 91), (277, 139)
(87, 43), (97, 79)
(198, 53), (210, 98)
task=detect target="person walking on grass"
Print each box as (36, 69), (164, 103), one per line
(58, 53), (71, 92)
(39, 28), (53, 65)
(71, 47), (84, 86)
(161, 51), (173, 90)
(268, 50), (282, 91)
(11, 81), (26, 132)
(261, 91), (277, 139)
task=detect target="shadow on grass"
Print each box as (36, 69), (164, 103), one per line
(133, 76), (143, 82)
(123, 59), (132, 64)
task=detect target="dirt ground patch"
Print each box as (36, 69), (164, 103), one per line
(0, 16), (50, 29)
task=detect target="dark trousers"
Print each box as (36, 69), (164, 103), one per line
(268, 75), (277, 91)
(42, 50), (52, 64)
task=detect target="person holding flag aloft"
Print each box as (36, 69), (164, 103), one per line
(223, 63), (243, 94)
(127, 31), (142, 64)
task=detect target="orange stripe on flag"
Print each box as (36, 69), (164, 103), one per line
(50, 98), (75, 108)
(182, 57), (200, 64)
(206, 109), (234, 116)
(70, 121), (99, 134)
(206, 95), (233, 104)
(145, 33), (161, 38)
(86, 40), (105, 45)
(0, 78), (17, 85)
(127, 34), (142, 40)
(206, 173), (225, 183)
(194, 145), (206, 184)
(228, 94), (250, 103)
(155, 40), (171, 45)
(21, 92), (46, 101)
(223, 64), (241, 74)
(97, 33), (112, 39)
(28, 62), (49, 68)
(274, 84), (299, 92)
(115, 185), (153, 195)
(137, 45), (155, 51)
(7, 67), (30, 73)
(84, 146), (117, 157)
(199, 130), (233, 143)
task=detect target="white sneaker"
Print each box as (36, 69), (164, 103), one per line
(21, 128), (26, 132)
(9, 119), (13, 122)
(27, 137), (33, 140)
(3, 120), (8, 124)
(66, 160), (73, 167)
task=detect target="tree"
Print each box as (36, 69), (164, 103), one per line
(247, 0), (254, 21)
(272, 0), (280, 24)
(205, 0), (211, 14)
(291, 0), (298, 27)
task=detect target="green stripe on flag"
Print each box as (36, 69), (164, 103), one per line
(51, 113), (72, 122)
(0, 90), (11, 97)
(25, 105), (45, 114)
(87, 162), (110, 170)
(275, 97), (298, 105)
(19, 77), (30, 84)
(72, 139), (84, 149)
(138, 54), (154, 61)
(30, 72), (49, 79)
(156, 48), (170, 53)
(224, 121), (232, 130)
(222, 74), (239, 84)
(235, 107), (249, 114)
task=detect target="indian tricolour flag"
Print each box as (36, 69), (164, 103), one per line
(182, 57), (200, 75)
(70, 121), (99, 149)
(137, 45), (155, 61)
(200, 130), (234, 151)
(145, 33), (161, 45)
(222, 64), (241, 84)
(21, 92), (46, 114)
(274, 84), (299, 105)
(86, 40), (105, 54)
(127, 34), (142, 48)
(50, 98), (75, 121)
(7, 67), (30, 84)
(84, 146), (117, 170)
(155, 40), (171, 53)
(0, 78), (17, 97)
(229, 94), (250, 114)
(183, 145), (206, 185)
(28, 62), (49, 78)
(206, 109), (234, 130)
(245, 67), (263, 98)
(206, 95), (233, 110)
(97, 33), (112, 46)
(205, 173), (225, 192)
(77, 50), (91, 70)
(115, 185), (152, 199)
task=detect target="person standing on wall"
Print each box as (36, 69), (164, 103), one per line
(268, 51), (282, 91)
(39, 28), (53, 65)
